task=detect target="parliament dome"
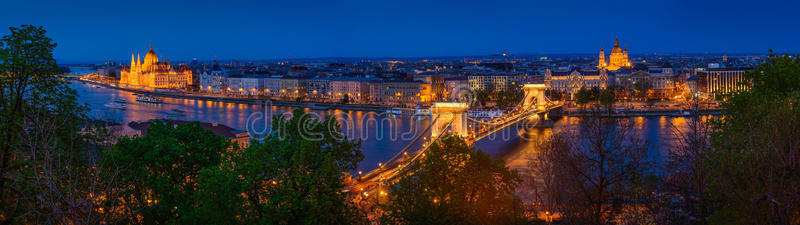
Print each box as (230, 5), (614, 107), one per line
(144, 44), (158, 65)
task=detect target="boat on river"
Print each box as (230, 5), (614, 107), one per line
(113, 97), (127, 103)
(104, 102), (126, 110)
(136, 95), (164, 104)
(164, 108), (184, 116)
(308, 103), (330, 110)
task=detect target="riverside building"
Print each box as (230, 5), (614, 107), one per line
(120, 45), (193, 89)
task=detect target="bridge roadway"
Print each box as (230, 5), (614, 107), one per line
(347, 102), (562, 196)
(465, 103), (562, 145)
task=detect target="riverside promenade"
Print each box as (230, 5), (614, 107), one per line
(556, 105), (723, 117)
(76, 77), (722, 118)
(76, 78), (391, 112)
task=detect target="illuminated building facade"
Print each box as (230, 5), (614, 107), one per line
(696, 68), (750, 99)
(597, 38), (632, 71)
(444, 77), (470, 101)
(305, 77), (331, 100)
(263, 76), (283, 97)
(330, 78), (372, 103)
(198, 63), (226, 93)
(279, 77), (307, 99)
(545, 68), (608, 97)
(120, 45), (193, 89)
(467, 72), (531, 92)
(414, 73), (445, 101)
(226, 75), (263, 96)
(369, 81), (425, 106)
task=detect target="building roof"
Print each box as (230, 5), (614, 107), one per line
(550, 68), (601, 76)
(144, 44), (158, 63)
(128, 119), (249, 140)
(469, 71), (527, 76)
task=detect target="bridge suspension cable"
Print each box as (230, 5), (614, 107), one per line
(383, 119), (454, 182)
(355, 116), (454, 186)
(383, 115), (440, 166)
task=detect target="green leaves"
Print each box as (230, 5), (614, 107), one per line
(179, 109), (366, 224)
(598, 88), (616, 107)
(1, 25), (96, 224)
(382, 135), (524, 225)
(103, 121), (235, 224)
(237, 109), (365, 224)
(704, 51), (800, 224)
(496, 89), (524, 109)
(575, 87), (591, 105)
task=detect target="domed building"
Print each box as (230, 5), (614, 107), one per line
(597, 38), (632, 71)
(120, 45), (193, 89)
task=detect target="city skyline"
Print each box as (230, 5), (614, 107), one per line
(2, 0), (798, 63)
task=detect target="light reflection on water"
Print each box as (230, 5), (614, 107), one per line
(71, 81), (702, 173)
(475, 113), (712, 178)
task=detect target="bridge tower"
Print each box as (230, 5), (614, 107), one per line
(523, 84), (547, 110)
(430, 102), (469, 138)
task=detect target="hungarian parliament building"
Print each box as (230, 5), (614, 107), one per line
(120, 45), (193, 89)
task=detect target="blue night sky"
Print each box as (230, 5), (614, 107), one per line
(1, 0), (798, 63)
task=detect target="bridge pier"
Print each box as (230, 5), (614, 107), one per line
(533, 112), (554, 128)
(523, 84), (547, 111)
(430, 102), (469, 138)
(521, 111), (553, 129)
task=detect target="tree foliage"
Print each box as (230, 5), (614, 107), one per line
(704, 51), (800, 224)
(382, 135), (525, 225)
(0, 25), (125, 224)
(103, 121), (236, 224)
(496, 89), (524, 109)
(574, 87), (591, 106)
(634, 80), (652, 101)
(529, 116), (650, 224)
(196, 109), (366, 224)
(472, 89), (490, 108)
(598, 88), (616, 114)
(598, 88), (616, 107)
(342, 93), (350, 104)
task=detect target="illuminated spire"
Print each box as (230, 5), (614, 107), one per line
(137, 53), (141, 66)
(614, 37), (620, 48)
(131, 54), (135, 66)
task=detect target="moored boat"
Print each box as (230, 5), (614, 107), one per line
(136, 95), (164, 104)
(104, 102), (126, 110)
(308, 103), (330, 110)
(113, 97), (127, 103)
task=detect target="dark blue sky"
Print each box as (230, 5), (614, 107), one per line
(1, 0), (797, 62)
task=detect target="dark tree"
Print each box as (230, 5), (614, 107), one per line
(0, 25), (139, 224)
(574, 87), (591, 107)
(634, 80), (652, 101)
(496, 89), (524, 109)
(474, 89), (490, 108)
(529, 116), (650, 224)
(103, 121), (236, 224)
(704, 51), (800, 224)
(382, 135), (525, 225)
(342, 93), (350, 104)
(229, 109), (366, 224)
(598, 88), (616, 114)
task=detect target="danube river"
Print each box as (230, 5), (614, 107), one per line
(70, 81), (699, 173)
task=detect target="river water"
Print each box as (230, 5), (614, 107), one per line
(70, 81), (700, 173)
